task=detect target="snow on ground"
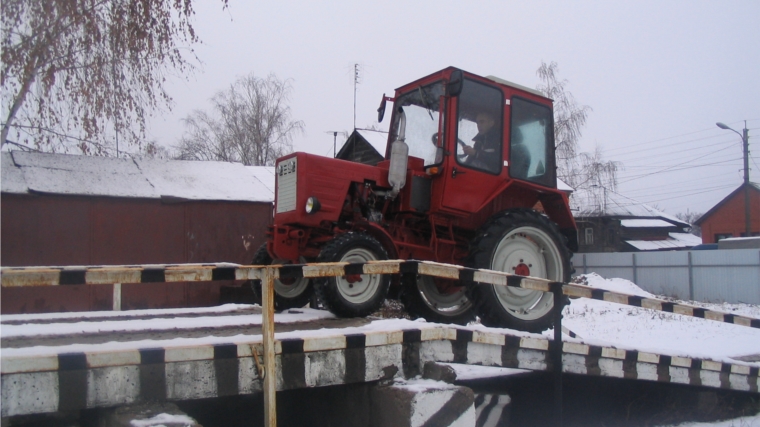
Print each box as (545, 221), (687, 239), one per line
(0, 303), (257, 323)
(665, 413), (760, 427)
(556, 274), (760, 365)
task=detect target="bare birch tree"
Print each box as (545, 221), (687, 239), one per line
(1, 0), (226, 155)
(537, 61), (620, 213)
(176, 73), (304, 166)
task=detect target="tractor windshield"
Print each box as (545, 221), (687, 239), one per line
(390, 82), (445, 166)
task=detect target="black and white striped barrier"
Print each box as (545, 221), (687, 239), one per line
(3, 260), (759, 329)
(2, 325), (758, 417)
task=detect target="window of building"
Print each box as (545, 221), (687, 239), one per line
(585, 227), (594, 245)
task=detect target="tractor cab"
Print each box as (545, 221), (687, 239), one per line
(382, 67), (557, 216)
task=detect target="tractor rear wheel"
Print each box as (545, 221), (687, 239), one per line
(468, 209), (571, 332)
(250, 243), (313, 310)
(401, 275), (474, 325)
(314, 232), (390, 318)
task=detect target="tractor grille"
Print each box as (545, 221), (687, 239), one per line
(276, 157), (297, 213)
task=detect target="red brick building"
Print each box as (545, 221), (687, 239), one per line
(695, 183), (760, 243)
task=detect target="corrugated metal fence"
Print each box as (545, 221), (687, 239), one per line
(572, 249), (760, 304)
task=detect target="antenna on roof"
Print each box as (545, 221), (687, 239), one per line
(353, 64), (360, 131)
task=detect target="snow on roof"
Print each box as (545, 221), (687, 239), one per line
(1, 151), (274, 202)
(1, 152), (28, 194)
(620, 219), (676, 228)
(356, 129), (389, 155)
(625, 232), (702, 251)
(571, 187), (688, 227)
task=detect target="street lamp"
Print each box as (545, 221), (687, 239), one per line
(716, 121), (751, 236)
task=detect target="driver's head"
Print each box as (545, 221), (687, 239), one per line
(476, 112), (496, 134)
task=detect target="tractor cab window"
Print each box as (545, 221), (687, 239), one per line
(455, 79), (504, 174)
(510, 97), (555, 187)
(390, 82), (445, 166)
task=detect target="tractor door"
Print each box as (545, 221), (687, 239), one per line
(441, 78), (507, 213)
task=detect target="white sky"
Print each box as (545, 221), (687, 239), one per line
(146, 0), (760, 216)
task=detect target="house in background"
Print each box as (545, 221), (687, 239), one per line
(694, 182), (760, 243)
(571, 188), (700, 253)
(335, 129), (388, 165)
(1, 151), (275, 313)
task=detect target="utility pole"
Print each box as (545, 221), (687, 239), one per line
(717, 121), (752, 236)
(325, 131), (340, 158)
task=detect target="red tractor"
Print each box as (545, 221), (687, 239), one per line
(255, 67), (577, 332)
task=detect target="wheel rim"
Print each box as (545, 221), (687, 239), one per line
(417, 276), (471, 316)
(273, 257), (310, 298)
(335, 247), (382, 304)
(491, 225), (563, 321)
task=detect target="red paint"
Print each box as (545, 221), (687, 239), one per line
(1, 193), (272, 313)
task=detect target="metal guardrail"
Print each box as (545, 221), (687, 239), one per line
(3, 261), (759, 329)
(3, 260), (760, 426)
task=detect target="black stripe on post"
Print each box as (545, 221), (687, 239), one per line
(344, 263), (365, 276)
(750, 367), (759, 377)
(344, 335), (367, 383)
(661, 302), (675, 312)
(58, 353), (87, 371)
(721, 363), (732, 374)
(279, 265), (305, 280)
(213, 344), (239, 397)
(402, 330), (422, 378)
(452, 330), (472, 364)
(141, 269), (166, 283)
(506, 276), (523, 288)
(692, 308), (706, 318)
(345, 333), (366, 349)
(459, 268), (475, 283)
(399, 261), (419, 274)
(751, 319), (760, 328)
(140, 348), (165, 364)
(59, 270), (86, 285)
(501, 336), (521, 369)
(628, 296), (644, 307)
(212, 267), (237, 281)
(138, 348), (167, 401)
(723, 314), (735, 324)
(590, 289), (606, 300)
(280, 338), (305, 354)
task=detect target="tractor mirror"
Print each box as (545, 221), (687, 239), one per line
(447, 69), (463, 97)
(377, 94), (387, 122)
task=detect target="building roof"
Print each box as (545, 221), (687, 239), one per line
(694, 182), (760, 226)
(356, 129), (388, 156)
(621, 219), (677, 228)
(571, 187), (689, 228)
(1, 151), (275, 203)
(625, 232), (702, 251)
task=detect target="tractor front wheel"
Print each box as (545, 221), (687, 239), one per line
(250, 243), (313, 310)
(314, 232), (390, 318)
(468, 209), (571, 332)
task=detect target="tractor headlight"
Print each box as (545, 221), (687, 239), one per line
(305, 196), (321, 214)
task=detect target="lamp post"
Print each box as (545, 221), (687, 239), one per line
(717, 121), (751, 236)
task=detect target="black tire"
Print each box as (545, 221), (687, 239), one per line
(249, 243), (313, 310)
(400, 274), (474, 325)
(468, 209), (571, 332)
(314, 232), (390, 318)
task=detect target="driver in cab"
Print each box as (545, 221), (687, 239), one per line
(462, 111), (501, 172)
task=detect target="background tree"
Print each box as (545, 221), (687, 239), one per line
(676, 211), (703, 236)
(1, 0), (226, 155)
(176, 73), (304, 166)
(537, 61), (621, 213)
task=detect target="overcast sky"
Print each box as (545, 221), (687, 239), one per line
(147, 0), (760, 216)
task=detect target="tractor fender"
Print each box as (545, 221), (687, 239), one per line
(353, 222), (399, 260)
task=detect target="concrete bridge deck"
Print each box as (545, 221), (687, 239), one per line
(2, 304), (758, 418)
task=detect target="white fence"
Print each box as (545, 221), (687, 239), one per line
(572, 249), (760, 304)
